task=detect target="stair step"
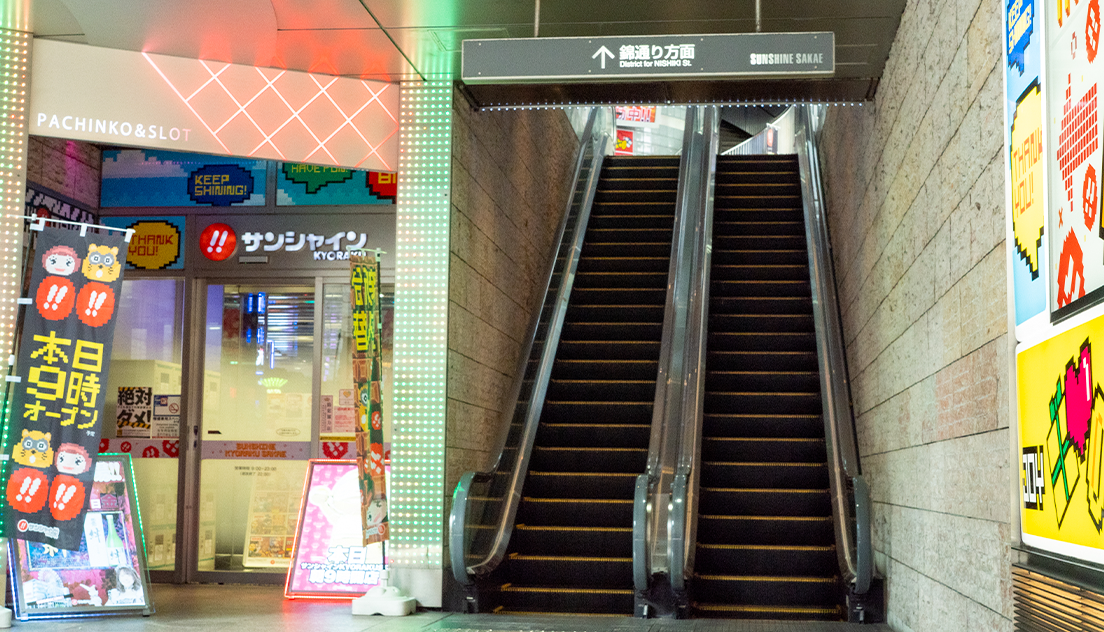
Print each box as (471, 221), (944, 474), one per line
(698, 487), (830, 516)
(693, 543), (837, 576)
(702, 436), (826, 462)
(697, 514), (834, 545)
(529, 446), (648, 473)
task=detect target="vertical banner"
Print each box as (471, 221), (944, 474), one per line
(1046, 0), (1104, 321)
(350, 252), (388, 545)
(4, 227), (128, 549)
(1018, 314), (1104, 563)
(1006, 0), (1049, 339)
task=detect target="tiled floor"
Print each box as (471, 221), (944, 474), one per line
(26, 584), (893, 631)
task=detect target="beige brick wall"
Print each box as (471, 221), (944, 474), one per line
(26, 136), (101, 207)
(445, 93), (579, 501)
(819, 0), (1012, 629)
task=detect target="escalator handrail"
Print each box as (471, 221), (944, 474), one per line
(632, 106), (702, 593)
(794, 104), (873, 594)
(666, 106), (719, 591)
(449, 109), (610, 585)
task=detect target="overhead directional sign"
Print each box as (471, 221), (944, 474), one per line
(462, 32), (834, 83)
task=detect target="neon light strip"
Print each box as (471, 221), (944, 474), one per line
(142, 53), (232, 154)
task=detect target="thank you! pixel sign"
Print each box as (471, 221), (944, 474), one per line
(462, 32), (834, 82)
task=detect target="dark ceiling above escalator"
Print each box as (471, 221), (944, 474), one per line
(31, 0), (905, 106)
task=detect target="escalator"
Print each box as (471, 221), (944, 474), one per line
(482, 156), (680, 615)
(691, 154), (841, 620)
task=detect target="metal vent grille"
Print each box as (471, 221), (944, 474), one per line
(1013, 567), (1104, 631)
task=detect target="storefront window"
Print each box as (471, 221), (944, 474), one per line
(103, 279), (184, 573)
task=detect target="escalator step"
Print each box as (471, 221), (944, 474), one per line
(696, 514), (833, 545)
(511, 524), (632, 557)
(710, 296), (814, 315)
(706, 350), (818, 372)
(569, 287), (666, 305)
(545, 378), (656, 401)
(576, 256), (671, 273)
(710, 279), (811, 297)
(561, 322), (663, 340)
(514, 497), (633, 527)
(541, 400), (653, 423)
(703, 413), (823, 438)
(529, 446), (648, 473)
(702, 436), (826, 462)
(715, 220), (804, 236)
(554, 340), (662, 360)
(705, 370), (820, 392)
(699, 461), (829, 488)
(500, 554), (632, 587)
(486, 585), (634, 615)
(692, 574), (838, 608)
(551, 358), (658, 381)
(707, 331), (816, 351)
(698, 487), (830, 516)
(711, 264), (809, 281)
(709, 314), (814, 333)
(693, 543), (837, 576)
(691, 603), (840, 620)
(537, 422), (651, 447)
(705, 390), (822, 415)
(523, 471), (637, 499)
(566, 303), (664, 322)
(712, 249), (808, 265)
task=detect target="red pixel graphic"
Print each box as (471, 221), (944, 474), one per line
(1058, 76), (1099, 204)
(1089, 0), (1101, 62)
(1058, 230), (1088, 308)
(1085, 164), (1099, 229)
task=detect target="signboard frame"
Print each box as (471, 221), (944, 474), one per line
(462, 32), (835, 83)
(284, 459), (385, 599)
(8, 453), (154, 621)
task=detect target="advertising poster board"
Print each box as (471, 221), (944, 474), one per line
(1017, 313), (1104, 564)
(4, 226), (129, 549)
(615, 128), (634, 155)
(277, 163), (396, 206)
(285, 460), (384, 598)
(9, 454), (154, 620)
(1006, 0), (1049, 340)
(101, 149), (266, 207)
(241, 469), (301, 569)
(99, 216), (185, 271)
(350, 253), (388, 545)
(1045, 0), (1104, 321)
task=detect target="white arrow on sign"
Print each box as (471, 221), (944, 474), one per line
(592, 45), (615, 69)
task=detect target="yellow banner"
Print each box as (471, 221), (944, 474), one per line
(1018, 315), (1104, 555)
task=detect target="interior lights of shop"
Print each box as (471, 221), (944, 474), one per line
(390, 79), (450, 568)
(0, 28), (29, 531)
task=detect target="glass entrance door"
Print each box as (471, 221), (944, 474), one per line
(196, 282), (316, 575)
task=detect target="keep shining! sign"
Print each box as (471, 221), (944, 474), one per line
(4, 227), (128, 550)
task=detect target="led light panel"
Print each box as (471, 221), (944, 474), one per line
(390, 79), (451, 568)
(0, 28), (29, 510)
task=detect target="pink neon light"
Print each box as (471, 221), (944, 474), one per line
(142, 53), (231, 154)
(142, 53), (397, 168)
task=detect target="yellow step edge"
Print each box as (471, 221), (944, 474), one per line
(702, 461), (827, 467)
(699, 514), (831, 522)
(707, 437), (822, 442)
(529, 471), (638, 477)
(497, 585), (633, 595)
(535, 447), (648, 453)
(508, 553), (632, 562)
(696, 574), (838, 583)
(700, 487), (828, 493)
(697, 543), (835, 552)
(523, 497), (632, 504)
(692, 603), (840, 615)
(516, 524), (630, 532)
(494, 610), (629, 617)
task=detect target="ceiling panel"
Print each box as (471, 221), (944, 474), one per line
(56, 0), (279, 67)
(270, 0), (376, 29)
(272, 28), (417, 81)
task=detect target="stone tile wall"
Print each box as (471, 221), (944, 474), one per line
(445, 92), (579, 502)
(818, 0), (1012, 629)
(26, 136), (101, 207)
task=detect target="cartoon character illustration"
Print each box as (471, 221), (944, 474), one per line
(307, 470), (363, 547)
(81, 244), (121, 282)
(13, 429), (54, 468)
(6, 467), (48, 513)
(55, 443), (91, 475)
(41, 245), (80, 276)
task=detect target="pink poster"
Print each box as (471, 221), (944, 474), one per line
(284, 460), (384, 598)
